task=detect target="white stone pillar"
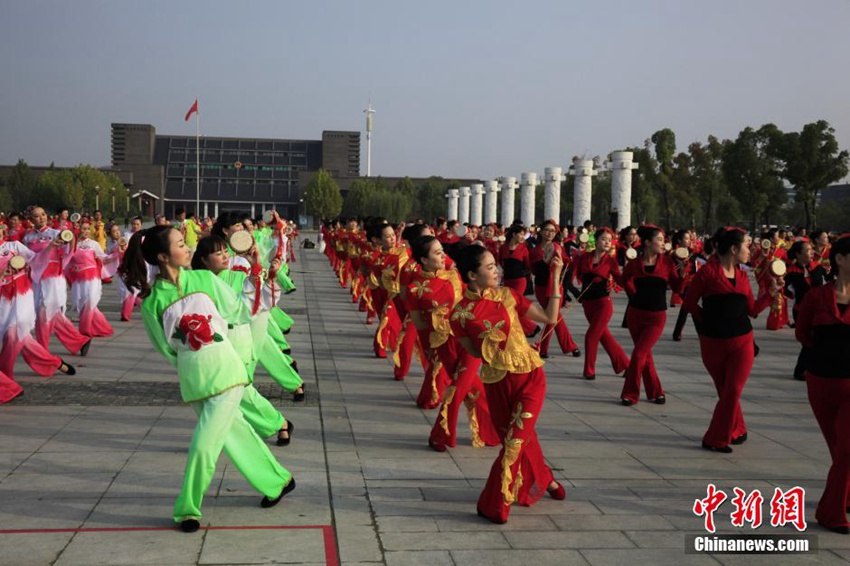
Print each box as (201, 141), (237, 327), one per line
(446, 188), (459, 221)
(520, 172), (537, 227)
(500, 177), (518, 226)
(483, 180), (500, 224)
(470, 184), (484, 226)
(543, 167), (565, 223)
(458, 186), (471, 225)
(569, 160), (596, 226)
(608, 151), (639, 230)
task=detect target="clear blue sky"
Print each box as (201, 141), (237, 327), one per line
(1, 0), (848, 180)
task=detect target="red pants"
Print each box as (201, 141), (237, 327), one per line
(415, 339), (449, 409)
(1, 328), (62, 380)
(35, 309), (89, 355)
(580, 297), (629, 378)
(477, 367), (555, 523)
(429, 339), (499, 448)
(621, 308), (665, 403)
(503, 278), (538, 336)
(534, 286), (577, 355)
(699, 333), (753, 448)
(79, 305), (114, 338)
(807, 373), (850, 529)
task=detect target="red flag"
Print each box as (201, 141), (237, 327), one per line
(184, 99), (199, 121)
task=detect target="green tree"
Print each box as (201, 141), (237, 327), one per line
(7, 159), (36, 211)
(305, 169), (342, 222)
(768, 120), (849, 229)
(689, 136), (734, 232)
(650, 128), (678, 229)
(342, 178), (375, 217)
(722, 125), (787, 230)
(412, 176), (448, 222)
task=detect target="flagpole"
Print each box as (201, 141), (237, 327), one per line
(195, 97), (200, 218)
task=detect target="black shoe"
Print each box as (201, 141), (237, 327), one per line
(731, 433), (748, 445)
(527, 326), (541, 339)
(282, 348), (292, 356)
(58, 359), (76, 376)
(293, 384), (305, 403)
(571, 349), (581, 358)
(290, 360), (299, 374)
(820, 522), (850, 535)
(276, 421), (295, 446)
(180, 519), (200, 533)
(261, 478), (296, 508)
(672, 334), (682, 342)
(539, 353), (549, 359)
(753, 342), (760, 357)
(621, 398), (635, 406)
(793, 374), (805, 381)
(584, 374), (596, 381)
(702, 442), (733, 453)
(653, 395), (666, 405)
(282, 328), (291, 335)
(79, 339), (92, 357)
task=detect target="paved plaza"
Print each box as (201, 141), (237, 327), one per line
(0, 236), (848, 565)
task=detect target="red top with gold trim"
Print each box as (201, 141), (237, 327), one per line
(404, 268), (463, 349)
(450, 287), (543, 384)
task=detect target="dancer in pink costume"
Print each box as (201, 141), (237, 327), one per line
(66, 222), (120, 337)
(22, 207), (91, 356)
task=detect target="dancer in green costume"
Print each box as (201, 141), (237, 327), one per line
(121, 226), (295, 533)
(192, 235), (304, 441)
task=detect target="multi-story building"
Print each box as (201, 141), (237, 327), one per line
(110, 123), (360, 220)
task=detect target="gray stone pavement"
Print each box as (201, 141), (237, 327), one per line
(0, 235), (848, 565)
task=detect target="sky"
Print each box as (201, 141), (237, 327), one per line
(1, 0), (848, 181)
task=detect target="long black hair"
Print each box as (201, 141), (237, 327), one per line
(119, 225), (174, 298)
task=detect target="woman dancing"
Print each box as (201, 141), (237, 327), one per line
(450, 245), (566, 524)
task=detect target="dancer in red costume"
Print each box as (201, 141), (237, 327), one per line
(796, 234), (850, 534)
(498, 224), (539, 337)
(785, 239), (829, 381)
(530, 220), (580, 359)
(406, 235), (499, 451)
(570, 228), (630, 380)
(753, 228), (789, 330)
(683, 227), (778, 453)
(619, 225), (685, 405)
(450, 245), (566, 524)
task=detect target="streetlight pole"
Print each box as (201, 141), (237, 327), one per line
(95, 185), (100, 212)
(111, 187), (116, 217)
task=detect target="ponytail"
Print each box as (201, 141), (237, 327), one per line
(119, 225), (175, 298)
(119, 231), (152, 297)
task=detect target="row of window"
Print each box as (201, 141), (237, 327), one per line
(166, 182), (296, 200)
(167, 138), (312, 152)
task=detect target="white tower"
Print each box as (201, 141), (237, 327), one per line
(446, 188), (459, 221)
(543, 167), (565, 223)
(458, 186), (471, 225)
(470, 184), (484, 226)
(520, 172), (538, 227)
(607, 151), (639, 230)
(500, 177), (518, 226)
(363, 101), (375, 177)
(569, 160), (596, 226)
(483, 180), (500, 224)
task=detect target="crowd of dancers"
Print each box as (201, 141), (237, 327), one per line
(319, 216), (850, 533)
(0, 205), (303, 532)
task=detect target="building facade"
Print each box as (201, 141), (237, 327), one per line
(110, 123), (360, 220)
